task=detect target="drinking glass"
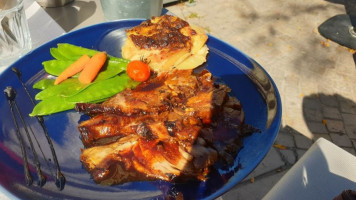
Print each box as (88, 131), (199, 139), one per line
(100, 0), (163, 21)
(0, 0), (32, 67)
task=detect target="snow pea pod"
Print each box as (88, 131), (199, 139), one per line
(36, 60), (129, 100)
(35, 78), (83, 100)
(43, 60), (74, 76)
(43, 59), (126, 81)
(30, 43), (137, 116)
(89, 97), (109, 103)
(33, 79), (55, 90)
(66, 73), (139, 103)
(30, 74), (138, 116)
(30, 96), (76, 116)
(56, 43), (128, 63)
(50, 48), (74, 60)
(57, 43), (98, 60)
(59, 83), (88, 97)
(93, 60), (127, 82)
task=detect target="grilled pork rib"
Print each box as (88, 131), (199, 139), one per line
(78, 69), (252, 185)
(76, 70), (199, 116)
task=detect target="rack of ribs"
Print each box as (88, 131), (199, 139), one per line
(76, 69), (253, 185)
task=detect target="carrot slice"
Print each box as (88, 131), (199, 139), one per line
(54, 54), (91, 85)
(78, 52), (107, 84)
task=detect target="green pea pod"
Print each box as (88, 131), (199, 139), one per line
(50, 48), (74, 60)
(56, 43), (128, 63)
(35, 78), (83, 100)
(37, 61), (129, 100)
(89, 97), (109, 104)
(57, 43), (98, 60)
(30, 96), (76, 116)
(66, 73), (139, 103)
(30, 43), (137, 116)
(43, 60), (74, 76)
(93, 60), (127, 82)
(60, 84), (89, 97)
(109, 56), (129, 63)
(43, 59), (126, 80)
(33, 79), (55, 90)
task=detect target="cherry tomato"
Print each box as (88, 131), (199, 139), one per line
(126, 60), (151, 82)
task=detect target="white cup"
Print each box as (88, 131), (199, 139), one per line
(100, 0), (163, 21)
(0, 0), (32, 67)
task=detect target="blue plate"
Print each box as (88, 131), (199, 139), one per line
(0, 20), (281, 200)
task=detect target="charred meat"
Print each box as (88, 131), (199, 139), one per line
(77, 69), (254, 185)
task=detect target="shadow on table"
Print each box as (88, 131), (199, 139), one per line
(324, 0), (347, 4)
(319, 0), (356, 51)
(42, 0), (97, 32)
(302, 93), (356, 149)
(263, 92), (356, 199)
(232, 1), (348, 72)
(223, 93), (356, 199)
(254, 90), (356, 179)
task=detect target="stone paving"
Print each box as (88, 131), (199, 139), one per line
(166, 0), (356, 199)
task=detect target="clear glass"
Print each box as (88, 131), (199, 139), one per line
(100, 0), (163, 21)
(0, 0), (32, 67)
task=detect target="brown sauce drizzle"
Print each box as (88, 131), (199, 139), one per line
(4, 87), (33, 186)
(9, 67), (66, 190)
